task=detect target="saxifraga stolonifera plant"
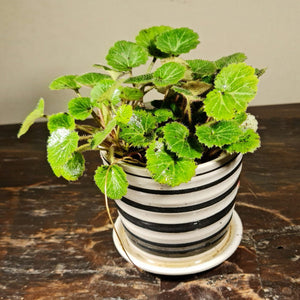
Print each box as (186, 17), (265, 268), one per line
(18, 25), (265, 200)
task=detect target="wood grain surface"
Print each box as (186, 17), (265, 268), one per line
(0, 104), (299, 299)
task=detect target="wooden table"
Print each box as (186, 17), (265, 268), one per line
(0, 104), (299, 299)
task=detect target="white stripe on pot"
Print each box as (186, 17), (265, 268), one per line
(120, 179), (239, 213)
(116, 197), (235, 233)
(119, 209), (234, 245)
(115, 184), (238, 224)
(124, 164), (242, 207)
(122, 217), (232, 257)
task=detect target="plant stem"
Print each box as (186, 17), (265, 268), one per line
(79, 135), (93, 141)
(74, 88), (81, 97)
(92, 110), (105, 128)
(104, 166), (142, 273)
(76, 143), (92, 153)
(76, 124), (94, 134)
(184, 100), (192, 124)
(147, 57), (157, 73)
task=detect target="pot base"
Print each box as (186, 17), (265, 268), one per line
(112, 210), (243, 276)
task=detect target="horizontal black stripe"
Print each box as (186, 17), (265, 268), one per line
(127, 158), (242, 195)
(124, 215), (232, 249)
(124, 221), (230, 257)
(195, 153), (239, 176)
(116, 198), (235, 233)
(121, 178), (239, 213)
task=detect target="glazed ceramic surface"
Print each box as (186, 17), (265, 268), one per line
(102, 153), (243, 259)
(113, 211), (243, 275)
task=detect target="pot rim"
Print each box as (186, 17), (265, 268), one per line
(100, 151), (241, 178)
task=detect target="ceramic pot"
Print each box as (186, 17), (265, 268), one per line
(102, 152), (243, 275)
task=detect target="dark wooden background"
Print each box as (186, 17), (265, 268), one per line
(0, 104), (299, 299)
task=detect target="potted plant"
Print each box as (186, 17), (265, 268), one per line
(18, 25), (265, 275)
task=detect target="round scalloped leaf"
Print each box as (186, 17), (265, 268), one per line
(153, 62), (186, 86)
(76, 73), (110, 87)
(94, 165), (128, 200)
(163, 122), (203, 159)
(204, 63), (258, 120)
(106, 40), (148, 71)
(47, 113), (75, 133)
(155, 28), (199, 56)
(119, 110), (156, 147)
(135, 25), (173, 58)
(120, 87), (143, 101)
(154, 108), (174, 123)
(18, 98), (44, 138)
(47, 128), (79, 176)
(90, 79), (121, 105)
(196, 121), (243, 148)
(68, 97), (93, 120)
(224, 129), (260, 154)
(186, 59), (217, 76)
(49, 75), (81, 90)
(215, 52), (247, 69)
(233, 112), (247, 125)
(116, 104), (133, 124)
(61, 152), (85, 181)
(146, 140), (196, 187)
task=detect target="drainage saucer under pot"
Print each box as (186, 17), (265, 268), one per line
(112, 210), (243, 276)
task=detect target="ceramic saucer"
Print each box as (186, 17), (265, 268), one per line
(112, 210), (243, 276)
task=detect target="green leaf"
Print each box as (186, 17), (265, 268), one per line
(94, 165), (128, 199)
(68, 97), (93, 120)
(255, 67), (267, 78)
(93, 64), (123, 80)
(163, 122), (203, 159)
(155, 27), (200, 56)
(120, 87), (143, 101)
(91, 119), (117, 149)
(204, 63), (258, 120)
(215, 52), (247, 69)
(18, 98), (44, 138)
(116, 104), (133, 124)
(90, 79), (121, 105)
(154, 108), (174, 123)
(153, 62), (186, 86)
(61, 152), (85, 181)
(119, 110), (156, 147)
(106, 40), (148, 71)
(49, 75), (81, 90)
(47, 128), (79, 176)
(172, 86), (193, 96)
(47, 113), (75, 133)
(146, 140), (196, 187)
(135, 25), (173, 58)
(180, 80), (212, 96)
(186, 59), (217, 76)
(196, 121), (243, 148)
(224, 129), (260, 154)
(125, 73), (153, 84)
(233, 112), (247, 125)
(76, 72), (110, 87)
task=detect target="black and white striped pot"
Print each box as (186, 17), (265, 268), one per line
(103, 152), (243, 274)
